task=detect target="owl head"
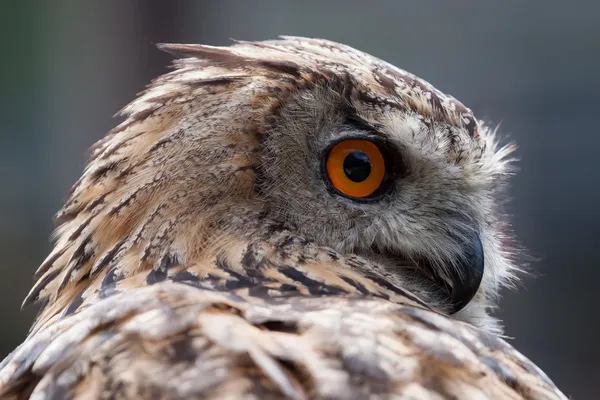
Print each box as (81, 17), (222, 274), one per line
(27, 37), (518, 333)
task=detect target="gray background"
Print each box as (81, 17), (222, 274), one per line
(1, 1), (598, 398)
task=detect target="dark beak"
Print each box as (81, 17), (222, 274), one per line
(441, 230), (485, 314)
(369, 227), (484, 314)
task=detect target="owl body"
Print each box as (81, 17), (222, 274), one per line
(0, 37), (565, 399)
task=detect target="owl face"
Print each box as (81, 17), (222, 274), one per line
(258, 80), (497, 315)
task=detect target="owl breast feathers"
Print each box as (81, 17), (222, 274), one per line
(0, 37), (566, 399)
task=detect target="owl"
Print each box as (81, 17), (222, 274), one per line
(0, 37), (566, 399)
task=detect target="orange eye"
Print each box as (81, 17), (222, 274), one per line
(325, 139), (387, 199)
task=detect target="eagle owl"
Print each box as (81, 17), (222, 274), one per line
(0, 37), (565, 399)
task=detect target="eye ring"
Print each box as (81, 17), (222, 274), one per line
(324, 139), (389, 199)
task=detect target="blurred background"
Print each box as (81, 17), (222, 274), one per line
(1, 1), (598, 397)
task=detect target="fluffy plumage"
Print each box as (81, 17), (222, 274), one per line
(0, 37), (565, 399)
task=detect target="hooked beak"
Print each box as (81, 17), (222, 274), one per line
(369, 227), (484, 314)
(438, 229), (485, 314)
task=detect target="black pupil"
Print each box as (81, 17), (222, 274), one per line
(343, 151), (372, 182)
